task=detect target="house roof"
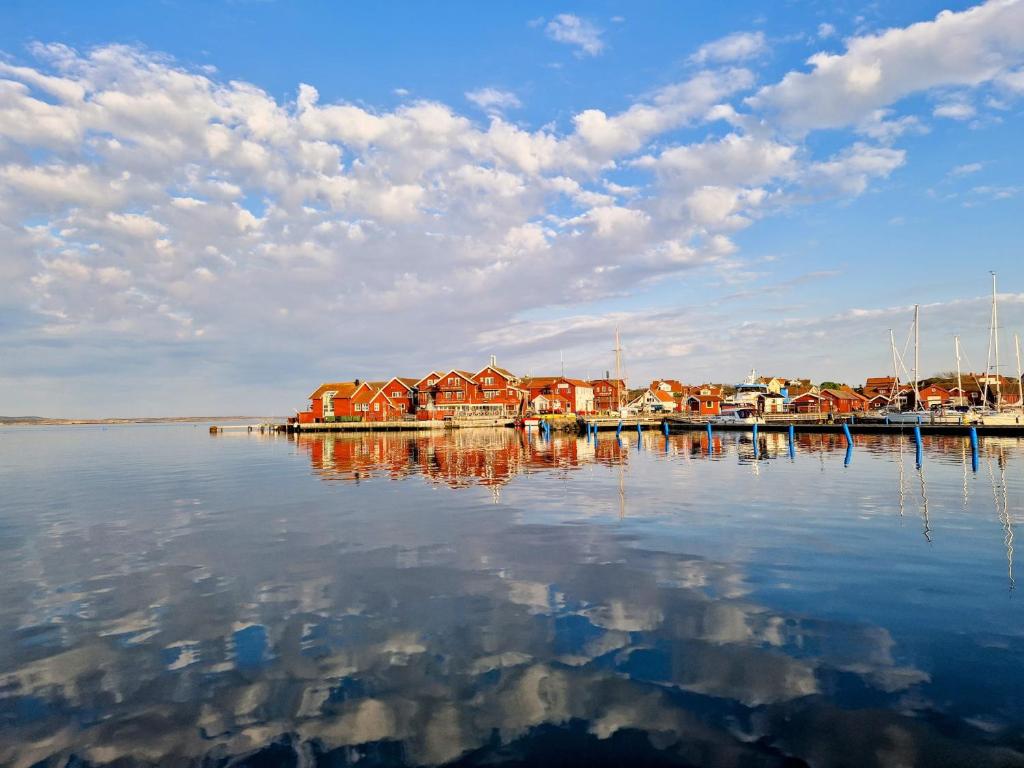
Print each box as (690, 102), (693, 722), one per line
(436, 369), (477, 386)
(533, 393), (571, 404)
(414, 371), (444, 388)
(791, 391), (825, 401)
(653, 390), (676, 403)
(474, 364), (518, 381)
(309, 381), (359, 400)
(821, 388), (866, 401)
(382, 376), (418, 391)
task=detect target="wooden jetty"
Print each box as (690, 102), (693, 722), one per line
(661, 416), (1024, 437)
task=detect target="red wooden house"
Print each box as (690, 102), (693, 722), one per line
(683, 385), (722, 416)
(473, 362), (525, 415)
(379, 376), (419, 416)
(916, 384), (952, 409)
(300, 381), (362, 423)
(820, 388), (869, 414)
(522, 377), (595, 414)
(590, 378), (627, 411)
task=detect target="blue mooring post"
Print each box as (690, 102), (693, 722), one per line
(788, 424), (796, 459)
(842, 423), (853, 447)
(844, 443), (853, 467)
(753, 422), (760, 460)
(969, 426), (979, 473)
(885, 415), (890, 425)
(913, 425), (923, 468)
(706, 422), (713, 455)
(637, 421), (642, 436)
(616, 420), (623, 438)
(662, 419), (669, 437)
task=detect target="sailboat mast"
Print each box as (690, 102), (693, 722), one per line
(613, 327), (624, 411)
(955, 335), (964, 408)
(889, 328), (900, 406)
(1015, 333), (1022, 411)
(913, 304), (921, 410)
(992, 272), (1001, 411)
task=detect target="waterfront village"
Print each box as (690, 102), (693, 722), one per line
(293, 355), (1022, 425)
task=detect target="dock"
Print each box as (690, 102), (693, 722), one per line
(661, 418), (1024, 437)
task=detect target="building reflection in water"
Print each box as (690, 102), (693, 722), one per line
(1, 428), (1022, 767)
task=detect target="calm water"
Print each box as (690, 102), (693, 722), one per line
(1, 425), (1023, 767)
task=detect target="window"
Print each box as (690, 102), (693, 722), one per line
(448, 377), (457, 386)
(374, 402), (380, 411)
(457, 391), (464, 400)
(392, 391), (401, 398)
(445, 391), (452, 400)
(483, 376), (494, 385)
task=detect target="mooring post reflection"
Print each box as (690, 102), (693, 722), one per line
(1, 425), (1023, 767)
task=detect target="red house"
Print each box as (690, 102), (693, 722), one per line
(522, 377), (595, 414)
(916, 384), (951, 409)
(590, 378), (627, 411)
(684, 385), (723, 416)
(820, 387), (869, 414)
(379, 376), (419, 416)
(790, 391), (826, 414)
(473, 362), (525, 415)
(365, 387), (407, 422)
(301, 381), (361, 423)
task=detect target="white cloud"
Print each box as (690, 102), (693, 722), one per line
(465, 87), (522, 112)
(690, 31), (767, 65)
(0, 2), (1018, 413)
(933, 101), (976, 120)
(950, 161), (983, 176)
(817, 23), (837, 39)
(750, 0), (1024, 132)
(545, 14), (605, 57)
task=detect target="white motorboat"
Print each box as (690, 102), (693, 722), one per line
(709, 407), (764, 425)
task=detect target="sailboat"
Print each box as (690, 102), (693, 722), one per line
(884, 304), (954, 423)
(973, 272), (1023, 426)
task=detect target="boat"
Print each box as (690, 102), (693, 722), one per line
(719, 369), (774, 418)
(973, 273), (1024, 425)
(709, 407), (764, 425)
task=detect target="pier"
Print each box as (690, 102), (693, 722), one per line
(661, 417), (1024, 437)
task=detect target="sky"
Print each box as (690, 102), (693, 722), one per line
(1, 0), (1024, 417)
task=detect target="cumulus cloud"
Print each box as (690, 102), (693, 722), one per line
(1, 1), (1021, 414)
(749, 0), (1024, 132)
(545, 14), (605, 57)
(690, 31), (767, 65)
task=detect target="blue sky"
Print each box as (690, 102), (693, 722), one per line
(1, 0), (1023, 416)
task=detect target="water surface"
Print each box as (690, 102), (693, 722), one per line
(1, 425), (1022, 766)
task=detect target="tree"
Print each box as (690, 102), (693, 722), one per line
(820, 381), (845, 390)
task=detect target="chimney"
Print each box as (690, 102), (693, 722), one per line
(605, 370), (610, 379)
(355, 378), (360, 385)
(489, 354), (497, 367)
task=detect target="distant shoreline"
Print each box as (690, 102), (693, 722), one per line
(0, 416), (286, 426)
